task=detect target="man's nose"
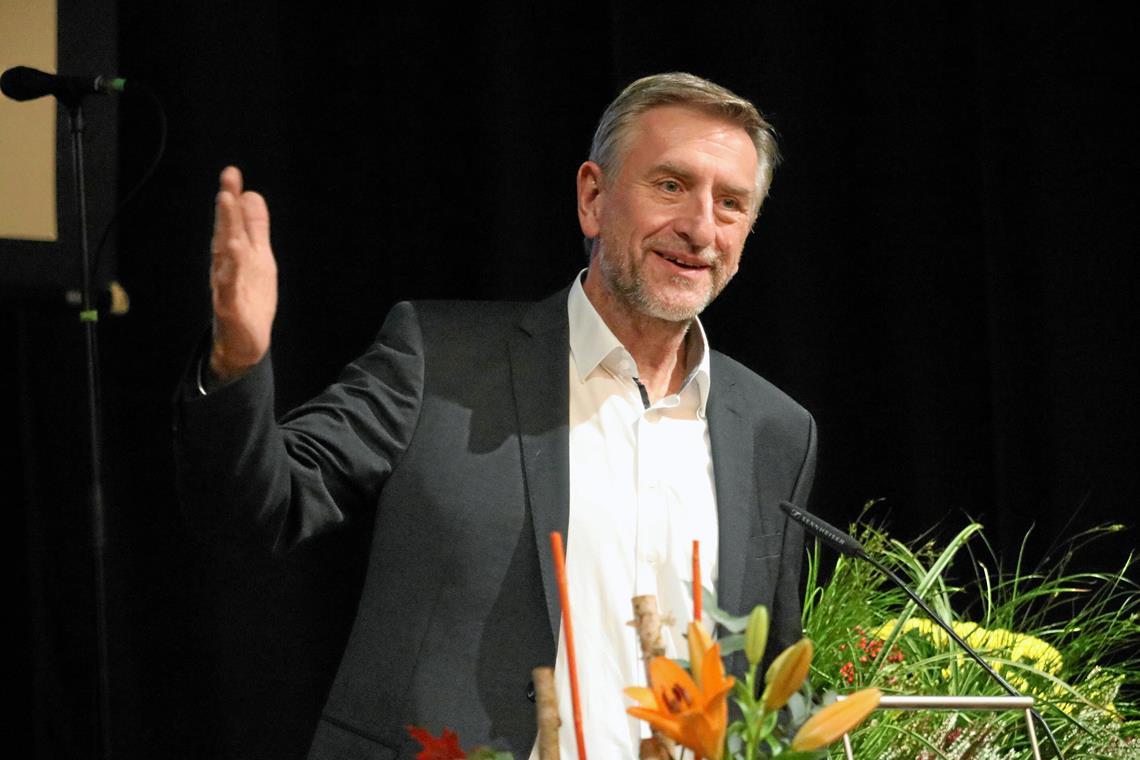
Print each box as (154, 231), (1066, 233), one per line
(673, 193), (716, 251)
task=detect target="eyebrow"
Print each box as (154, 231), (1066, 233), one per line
(651, 161), (755, 204)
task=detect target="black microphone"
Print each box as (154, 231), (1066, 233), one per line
(779, 500), (867, 558)
(1, 66), (127, 102)
(780, 500), (1065, 758)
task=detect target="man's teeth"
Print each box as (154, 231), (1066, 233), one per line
(661, 253), (702, 269)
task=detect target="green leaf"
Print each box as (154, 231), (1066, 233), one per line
(719, 632), (746, 657)
(873, 523), (983, 672)
(786, 691), (808, 725)
(726, 730), (744, 755)
(688, 582), (751, 632)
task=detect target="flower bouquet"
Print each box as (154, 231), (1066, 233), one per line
(407, 518), (1139, 758)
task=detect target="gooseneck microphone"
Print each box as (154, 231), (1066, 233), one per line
(780, 501), (1064, 758)
(780, 501), (868, 558)
(1, 65), (127, 102)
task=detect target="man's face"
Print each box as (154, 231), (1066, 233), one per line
(579, 104), (759, 323)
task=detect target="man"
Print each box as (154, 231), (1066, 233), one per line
(175, 73), (816, 759)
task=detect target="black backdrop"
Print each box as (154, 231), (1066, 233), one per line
(7, 3), (1137, 758)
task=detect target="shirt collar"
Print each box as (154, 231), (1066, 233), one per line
(567, 270), (712, 416)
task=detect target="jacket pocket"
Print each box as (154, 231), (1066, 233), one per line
(749, 531), (783, 561)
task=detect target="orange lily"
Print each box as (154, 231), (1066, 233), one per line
(791, 688), (881, 751)
(625, 642), (735, 760)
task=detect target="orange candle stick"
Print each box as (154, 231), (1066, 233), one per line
(550, 531), (587, 760)
(692, 539), (702, 623)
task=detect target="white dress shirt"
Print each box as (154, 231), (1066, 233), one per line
(530, 274), (719, 759)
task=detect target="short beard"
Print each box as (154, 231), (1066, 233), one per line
(596, 240), (717, 323)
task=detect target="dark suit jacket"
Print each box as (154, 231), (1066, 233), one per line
(173, 287), (817, 759)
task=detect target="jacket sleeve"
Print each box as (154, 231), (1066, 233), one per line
(172, 302), (425, 553)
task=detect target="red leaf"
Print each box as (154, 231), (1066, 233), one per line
(406, 725), (467, 760)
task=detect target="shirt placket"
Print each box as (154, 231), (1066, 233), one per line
(636, 407), (680, 606)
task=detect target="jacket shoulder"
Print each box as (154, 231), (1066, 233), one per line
(709, 349), (813, 423)
(400, 283), (565, 322)
(387, 286), (570, 343)
(399, 298), (533, 330)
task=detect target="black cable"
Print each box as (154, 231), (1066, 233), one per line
(91, 82), (167, 280)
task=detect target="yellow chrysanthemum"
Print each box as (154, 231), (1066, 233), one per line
(873, 617), (1066, 705)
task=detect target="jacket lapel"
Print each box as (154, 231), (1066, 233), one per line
(508, 288), (571, 641)
(707, 358), (753, 618)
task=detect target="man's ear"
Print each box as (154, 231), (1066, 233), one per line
(576, 161), (605, 239)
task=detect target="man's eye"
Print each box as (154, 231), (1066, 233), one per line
(721, 197), (740, 209)
(660, 180), (681, 193)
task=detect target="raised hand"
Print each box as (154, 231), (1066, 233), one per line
(208, 166), (277, 382)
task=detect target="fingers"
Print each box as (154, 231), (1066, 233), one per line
(212, 187), (249, 255)
(240, 191), (271, 251)
(213, 166), (263, 256)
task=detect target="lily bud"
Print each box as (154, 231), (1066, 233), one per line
(744, 605), (769, 667)
(761, 638), (813, 712)
(687, 621), (714, 684)
(791, 688), (881, 751)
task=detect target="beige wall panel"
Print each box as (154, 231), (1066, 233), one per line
(0, 0), (58, 241)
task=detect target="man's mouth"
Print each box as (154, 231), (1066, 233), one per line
(655, 251), (711, 270)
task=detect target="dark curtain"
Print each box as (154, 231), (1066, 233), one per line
(8, 3), (1136, 757)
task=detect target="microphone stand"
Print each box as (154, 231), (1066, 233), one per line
(63, 94), (113, 760)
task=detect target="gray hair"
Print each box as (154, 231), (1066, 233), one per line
(588, 72), (780, 219)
